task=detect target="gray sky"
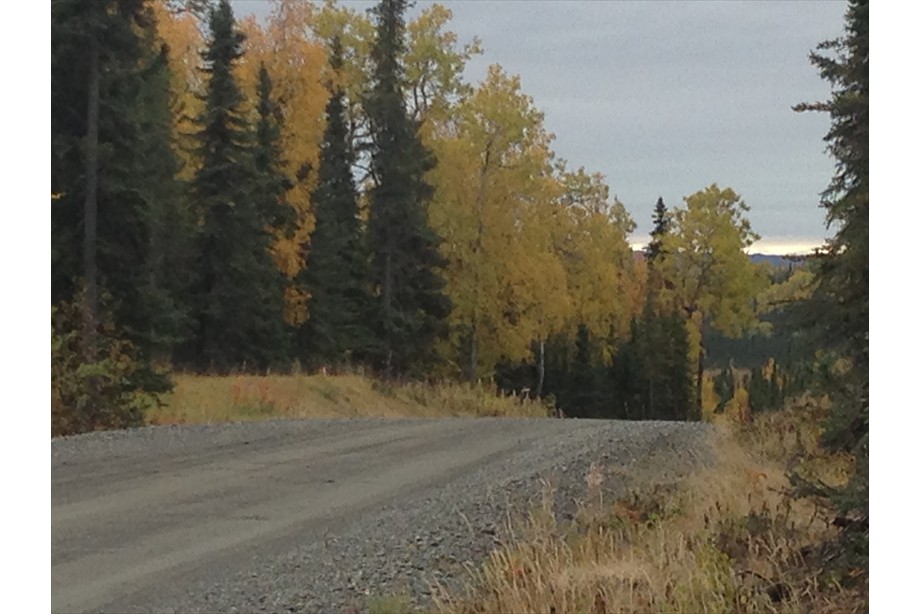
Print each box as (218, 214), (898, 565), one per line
(235, 0), (847, 253)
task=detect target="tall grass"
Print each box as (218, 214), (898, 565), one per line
(147, 374), (550, 425)
(432, 405), (865, 614)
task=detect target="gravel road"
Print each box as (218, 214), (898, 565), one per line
(52, 417), (710, 613)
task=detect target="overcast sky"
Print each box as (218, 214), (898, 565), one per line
(234, 0), (848, 253)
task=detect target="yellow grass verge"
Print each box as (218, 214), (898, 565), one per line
(432, 404), (865, 614)
(147, 374), (550, 425)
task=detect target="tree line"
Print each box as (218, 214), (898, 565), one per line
(51, 0), (768, 432)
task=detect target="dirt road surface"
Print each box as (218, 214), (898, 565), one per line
(52, 417), (708, 613)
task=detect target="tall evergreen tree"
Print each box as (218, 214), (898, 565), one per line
(254, 63), (295, 234)
(301, 38), (372, 368)
(645, 196), (670, 264)
(618, 198), (693, 421)
(541, 327), (605, 418)
(794, 0), (868, 571)
(365, 0), (451, 376)
(644, 197), (676, 319)
(132, 38), (196, 365)
(643, 306), (693, 421)
(660, 310), (694, 420)
(251, 62), (295, 362)
(51, 0), (184, 375)
(610, 320), (643, 420)
(610, 306), (692, 422)
(190, 0), (288, 372)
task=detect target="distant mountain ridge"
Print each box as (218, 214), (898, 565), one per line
(631, 250), (805, 268)
(748, 253), (805, 268)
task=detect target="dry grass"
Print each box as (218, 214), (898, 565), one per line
(433, 404), (866, 614)
(147, 374), (549, 425)
(366, 591), (414, 614)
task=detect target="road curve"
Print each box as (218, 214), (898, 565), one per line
(52, 417), (708, 613)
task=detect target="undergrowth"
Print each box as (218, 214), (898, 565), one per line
(432, 403), (866, 614)
(147, 374), (550, 425)
(52, 296), (168, 437)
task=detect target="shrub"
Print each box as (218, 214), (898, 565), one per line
(51, 294), (168, 436)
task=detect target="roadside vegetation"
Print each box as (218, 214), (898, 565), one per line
(146, 373), (550, 425)
(431, 399), (865, 614)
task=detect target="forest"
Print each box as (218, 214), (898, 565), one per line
(51, 0), (868, 602)
(51, 0), (794, 425)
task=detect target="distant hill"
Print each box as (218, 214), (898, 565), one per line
(748, 254), (805, 268)
(631, 250), (805, 269)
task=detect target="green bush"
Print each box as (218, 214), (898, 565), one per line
(51, 295), (168, 436)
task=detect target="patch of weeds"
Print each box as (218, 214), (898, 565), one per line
(367, 592), (415, 614)
(606, 484), (685, 530)
(230, 378), (277, 417)
(371, 378), (399, 398)
(313, 381), (340, 402)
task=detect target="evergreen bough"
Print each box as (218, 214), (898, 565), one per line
(301, 38), (373, 368)
(365, 0), (451, 377)
(190, 0), (289, 372)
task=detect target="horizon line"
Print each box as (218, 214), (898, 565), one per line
(628, 236), (826, 256)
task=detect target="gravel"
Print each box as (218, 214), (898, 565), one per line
(53, 418), (711, 613)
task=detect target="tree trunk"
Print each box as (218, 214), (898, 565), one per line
(82, 36), (101, 360)
(467, 148), (490, 382)
(535, 339), (545, 398)
(383, 237), (393, 378)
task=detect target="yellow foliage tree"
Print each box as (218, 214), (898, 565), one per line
(427, 65), (572, 379)
(405, 3), (482, 122)
(659, 184), (769, 416)
(553, 167), (638, 350)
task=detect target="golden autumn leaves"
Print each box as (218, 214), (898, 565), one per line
(152, 0), (764, 380)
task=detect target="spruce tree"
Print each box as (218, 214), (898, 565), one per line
(616, 198), (693, 422)
(611, 321), (643, 420)
(365, 0), (451, 376)
(133, 40), (196, 367)
(645, 197), (670, 264)
(554, 325), (603, 417)
(254, 64), (295, 234)
(661, 311), (694, 420)
(641, 306), (693, 421)
(251, 62), (295, 363)
(795, 0), (868, 566)
(301, 39), (373, 368)
(614, 305), (693, 422)
(51, 0), (184, 379)
(190, 0), (287, 372)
